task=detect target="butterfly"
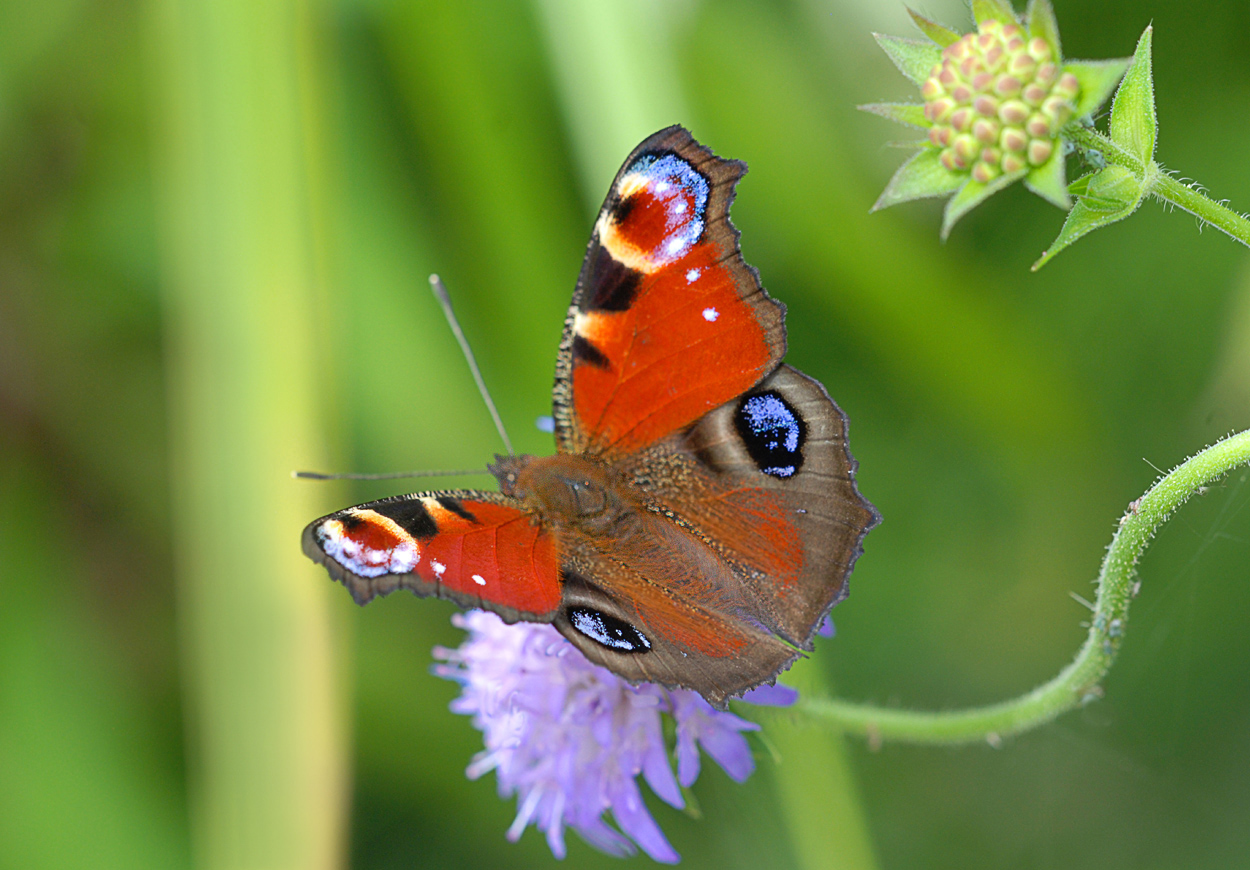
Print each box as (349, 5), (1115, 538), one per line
(302, 126), (879, 708)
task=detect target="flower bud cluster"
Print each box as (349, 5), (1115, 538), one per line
(922, 19), (1079, 182)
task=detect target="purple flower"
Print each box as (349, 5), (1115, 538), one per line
(432, 611), (797, 863)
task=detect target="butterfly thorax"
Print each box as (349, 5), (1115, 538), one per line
(490, 453), (634, 536)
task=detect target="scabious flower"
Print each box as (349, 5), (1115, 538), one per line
(860, 0), (1128, 238)
(433, 610), (798, 863)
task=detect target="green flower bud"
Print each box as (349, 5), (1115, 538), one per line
(920, 11), (1082, 182)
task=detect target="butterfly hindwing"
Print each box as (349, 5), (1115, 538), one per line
(302, 490), (562, 622)
(553, 125), (786, 458)
(622, 364), (880, 649)
(553, 555), (800, 709)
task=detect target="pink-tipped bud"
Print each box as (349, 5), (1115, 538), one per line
(981, 146), (1002, 165)
(1009, 53), (1037, 78)
(950, 107), (973, 131)
(1000, 126), (1028, 153)
(1027, 37), (1052, 62)
(972, 71), (994, 91)
(926, 97), (956, 122)
(972, 160), (1000, 183)
(1026, 112), (1051, 138)
(1022, 83), (1048, 106)
(1004, 35), (1025, 53)
(973, 94), (999, 116)
(1001, 152), (1026, 174)
(921, 78), (945, 100)
(1055, 72), (1080, 98)
(929, 125), (953, 147)
(984, 45), (1004, 71)
(954, 134), (978, 162)
(994, 74), (1022, 97)
(1027, 138), (1054, 165)
(951, 83), (973, 103)
(941, 147), (966, 171)
(1042, 96), (1071, 123)
(998, 99), (1029, 126)
(1000, 23), (1020, 40)
(973, 118), (1000, 144)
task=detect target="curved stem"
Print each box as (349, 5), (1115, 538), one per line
(1065, 123), (1250, 249)
(793, 429), (1250, 746)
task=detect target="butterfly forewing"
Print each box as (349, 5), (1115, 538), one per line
(553, 125), (786, 458)
(302, 491), (562, 622)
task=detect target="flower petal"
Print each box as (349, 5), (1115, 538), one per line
(697, 721), (756, 783)
(611, 779), (681, 864)
(740, 682), (800, 706)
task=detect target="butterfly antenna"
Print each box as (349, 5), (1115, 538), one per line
(429, 273), (514, 455)
(292, 468), (491, 481)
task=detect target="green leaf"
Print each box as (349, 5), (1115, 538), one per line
(858, 102), (929, 128)
(1066, 58), (1130, 118)
(1109, 26), (1156, 165)
(872, 148), (966, 211)
(971, 0), (1019, 28)
(907, 8), (961, 47)
(1066, 171), (1095, 197)
(1031, 165), (1142, 268)
(1026, 0), (1062, 61)
(1024, 149), (1070, 209)
(940, 168), (1027, 239)
(873, 34), (943, 85)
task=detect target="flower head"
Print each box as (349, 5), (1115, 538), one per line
(433, 611), (797, 863)
(861, 0), (1129, 238)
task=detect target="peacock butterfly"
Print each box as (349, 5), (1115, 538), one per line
(302, 126), (879, 707)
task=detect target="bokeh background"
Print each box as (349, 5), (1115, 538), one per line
(2, 0), (1248, 867)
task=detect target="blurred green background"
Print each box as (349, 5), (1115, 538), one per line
(2, 0), (1248, 867)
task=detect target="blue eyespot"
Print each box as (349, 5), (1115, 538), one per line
(624, 152), (709, 263)
(568, 607), (651, 652)
(735, 391), (806, 479)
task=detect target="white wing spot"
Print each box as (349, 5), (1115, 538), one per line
(673, 201), (687, 214)
(665, 236), (684, 256)
(654, 180), (671, 193)
(702, 307), (719, 322)
(685, 268), (700, 282)
(431, 560), (446, 576)
(472, 574), (486, 586)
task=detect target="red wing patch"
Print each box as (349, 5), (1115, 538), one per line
(302, 492), (561, 620)
(553, 126), (786, 458)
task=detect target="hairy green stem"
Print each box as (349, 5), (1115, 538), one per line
(794, 429), (1250, 745)
(1064, 124), (1250, 248)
